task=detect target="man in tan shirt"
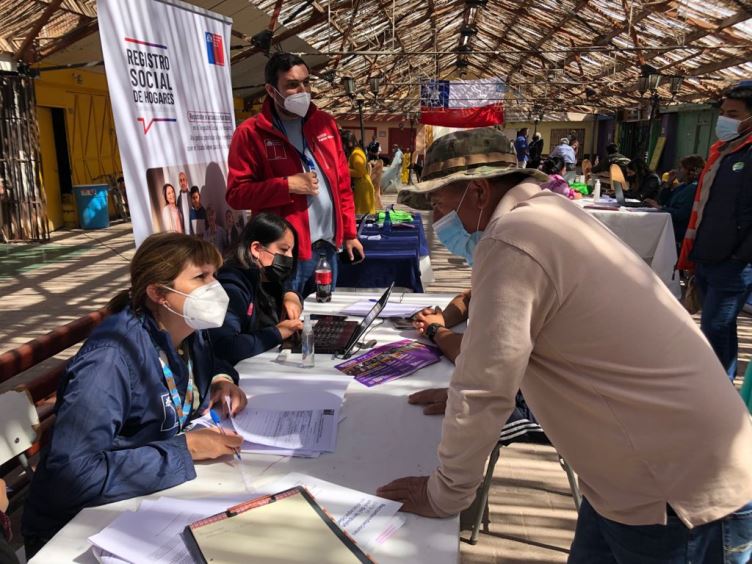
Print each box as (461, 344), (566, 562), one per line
(377, 127), (752, 562)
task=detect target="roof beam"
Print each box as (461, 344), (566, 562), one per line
(506, 0), (590, 81)
(16, 0), (64, 62)
(231, 8), (327, 64)
(36, 16), (97, 61)
(690, 51), (752, 75)
(588, 7), (751, 82)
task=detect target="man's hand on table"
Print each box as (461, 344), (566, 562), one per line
(377, 476), (442, 517)
(408, 388), (448, 415)
(282, 291), (303, 321)
(412, 307), (445, 334)
(343, 238), (365, 263)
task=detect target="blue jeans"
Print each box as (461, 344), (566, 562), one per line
(568, 498), (752, 564)
(291, 240), (339, 298)
(695, 261), (752, 380)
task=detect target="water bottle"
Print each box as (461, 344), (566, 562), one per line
(593, 179), (601, 202)
(382, 209), (392, 235)
(301, 315), (315, 368)
(315, 253), (332, 303)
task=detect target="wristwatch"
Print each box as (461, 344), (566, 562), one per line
(425, 323), (444, 343)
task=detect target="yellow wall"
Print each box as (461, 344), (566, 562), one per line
(35, 68), (121, 228)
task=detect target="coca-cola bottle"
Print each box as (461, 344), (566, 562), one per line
(315, 253), (332, 303)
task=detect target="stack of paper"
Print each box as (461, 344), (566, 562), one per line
(89, 496), (248, 564)
(87, 476), (404, 563)
(340, 300), (431, 318)
(192, 375), (350, 458)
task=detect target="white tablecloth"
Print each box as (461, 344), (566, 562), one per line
(582, 204), (681, 297)
(30, 292), (460, 564)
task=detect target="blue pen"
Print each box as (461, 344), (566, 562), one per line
(210, 408), (242, 462)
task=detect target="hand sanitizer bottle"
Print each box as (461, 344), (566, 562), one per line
(301, 315), (315, 368)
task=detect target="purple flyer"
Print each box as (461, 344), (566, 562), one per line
(335, 339), (443, 387)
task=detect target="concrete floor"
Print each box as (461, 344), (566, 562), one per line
(2, 200), (750, 563)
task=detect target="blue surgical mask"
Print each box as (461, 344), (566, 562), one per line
(715, 115), (750, 142)
(433, 185), (484, 265)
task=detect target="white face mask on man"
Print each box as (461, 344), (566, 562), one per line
(161, 281), (229, 330)
(273, 87), (311, 118)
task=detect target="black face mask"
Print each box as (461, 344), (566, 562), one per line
(263, 253), (294, 284)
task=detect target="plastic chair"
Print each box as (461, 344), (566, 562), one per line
(467, 421), (581, 545)
(0, 389), (39, 473)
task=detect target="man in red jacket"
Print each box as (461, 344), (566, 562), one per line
(226, 53), (364, 297)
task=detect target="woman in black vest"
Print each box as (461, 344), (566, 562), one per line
(210, 213), (303, 365)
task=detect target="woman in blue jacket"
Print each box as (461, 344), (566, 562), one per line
(211, 213), (303, 365)
(22, 233), (246, 557)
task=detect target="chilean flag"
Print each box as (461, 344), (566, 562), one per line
(420, 79), (505, 127)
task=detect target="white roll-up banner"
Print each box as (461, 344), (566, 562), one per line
(98, 0), (242, 251)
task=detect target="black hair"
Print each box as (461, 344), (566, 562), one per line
(189, 185), (200, 196)
(627, 157), (653, 185)
(264, 52), (309, 88)
(228, 212), (298, 274)
(606, 143), (619, 154)
(540, 155), (566, 175)
(117, 176), (124, 183)
(725, 82), (752, 111)
(162, 183), (175, 203)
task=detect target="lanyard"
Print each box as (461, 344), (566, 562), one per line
(157, 350), (194, 430)
(272, 114), (317, 173)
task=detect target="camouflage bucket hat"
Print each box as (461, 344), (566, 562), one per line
(407, 126), (548, 194)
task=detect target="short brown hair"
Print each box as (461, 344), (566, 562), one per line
(109, 232), (222, 313)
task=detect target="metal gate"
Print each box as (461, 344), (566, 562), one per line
(0, 74), (49, 242)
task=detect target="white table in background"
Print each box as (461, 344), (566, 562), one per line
(30, 291), (460, 564)
(580, 202), (681, 297)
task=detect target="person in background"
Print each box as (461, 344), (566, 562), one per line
(225, 209), (241, 249)
(413, 153), (425, 182)
(401, 148), (412, 185)
(368, 152), (385, 210)
(549, 137), (577, 171)
(0, 479), (18, 564)
(644, 155), (705, 247)
(539, 155), (579, 199)
(22, 233), (246, 558)
(211, 213), (303, 364)
(625, 158), (660, 201)
(116, 176), (128, 206)
(161, 183), (183, 233)
(343, 130), (376, 214)
(381, 144), (404, 194)
(527, 132), (544, 169)
(592, 143), (631, 176)
(366, 134), (381, 160)
(376, 126), (752, 563)
(226, 52), (363, 298)
(176, 171), (192, 234)
(679, 80), (752, 381)
(203, 206), (226, 254)
(514, 127), (529, 168)
(189, 186), (207, 237)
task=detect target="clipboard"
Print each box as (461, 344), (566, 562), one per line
(183, 486), (374, 563)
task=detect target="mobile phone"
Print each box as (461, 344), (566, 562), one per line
(310, 314), (347, 321)
(392, 317), (415, 330)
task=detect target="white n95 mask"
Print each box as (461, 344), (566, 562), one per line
(162, 281), (229, 330)
(274, 88), (311, 118)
